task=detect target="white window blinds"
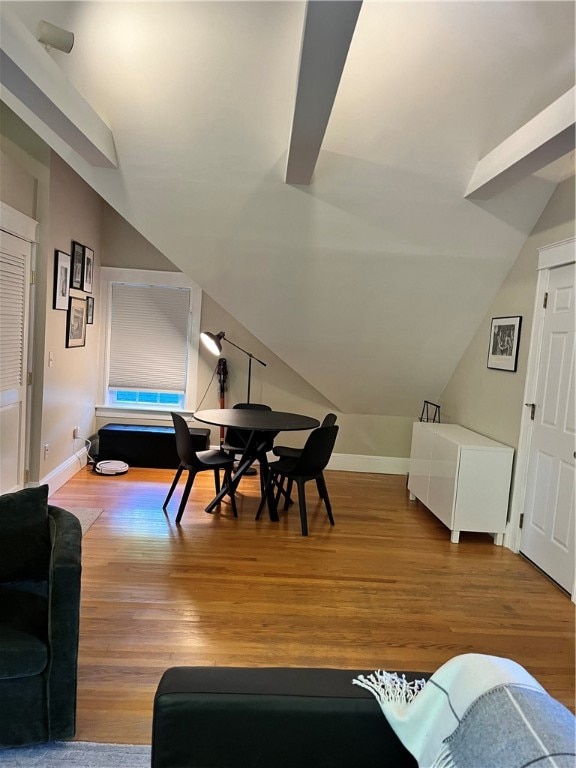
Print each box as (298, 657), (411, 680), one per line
(109, 283), (191, 391)
(0, 250), (26, 392)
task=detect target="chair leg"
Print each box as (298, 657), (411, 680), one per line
(255, 470), (274, 520)
(163, 465), (183, 509)
(259, 465), (266, 497)
(224, 467), (238, 518)
(175, 470), (197, 524)
(214, 469), (221, 495)
(284, 478), (294, 510)
(296, 478), (308, 536)
(317, 474), (335, 526)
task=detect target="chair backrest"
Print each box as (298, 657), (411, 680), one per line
(171, 412), (204, 468)
(321, 413), (337, 428)
(233, 403), (272, 412)
(288, 425), (339, 477)
(225, 403), (272, 449)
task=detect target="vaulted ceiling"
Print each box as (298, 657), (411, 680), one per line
(2, 1), (575, 415)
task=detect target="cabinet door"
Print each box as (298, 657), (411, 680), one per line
(427, 433), (459, 528)
(408, 423), (432, 505)
(454, 448), (513, 533)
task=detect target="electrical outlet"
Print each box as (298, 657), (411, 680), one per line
(43, 444), (49, 460)
(73, 427), (80, 439)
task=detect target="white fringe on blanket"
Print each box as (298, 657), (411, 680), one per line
(353, 671), (427, 705)
(352, 654), (547, 768)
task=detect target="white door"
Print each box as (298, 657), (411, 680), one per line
(520, 262), (575, 593)
(0, 214), (34, 494)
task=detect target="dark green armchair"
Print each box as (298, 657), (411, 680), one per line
(0, 485), (82, 747)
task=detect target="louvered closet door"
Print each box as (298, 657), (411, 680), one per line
(0, 229), (32, 493)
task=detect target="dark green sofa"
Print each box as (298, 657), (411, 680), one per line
(152, 666), (428, 767)
(0, 485), (82, 747)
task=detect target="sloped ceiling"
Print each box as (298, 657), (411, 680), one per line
(3, 1), (575, 416)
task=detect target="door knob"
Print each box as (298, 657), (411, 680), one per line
(524, 403), (536, 420)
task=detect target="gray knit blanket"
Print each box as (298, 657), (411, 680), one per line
(353, 654), (576, 768)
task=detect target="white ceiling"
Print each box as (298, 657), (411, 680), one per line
(3, 1), (575, 416)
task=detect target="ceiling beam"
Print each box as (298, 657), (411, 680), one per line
(465, 88), (575, 200)
(0, 8), (117, 168)
(285, 0), (362, 185)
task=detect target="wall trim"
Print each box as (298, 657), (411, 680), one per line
(36, 449), (88, 495)
(325, 452), (409, 475)
(207, 448), (408, 475)
(0, 200), (38, 242)
(34, 447), (407, 496)
(537, 236), (575, 270)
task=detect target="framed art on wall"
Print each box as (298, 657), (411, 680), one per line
(83, 247), (94, 293)
(66, 296), (87, 348)
(71, 241), (84, 290)
(86, 295), (94, 324)
(487, 316), (521, 372)
(53, 250), (71, 310)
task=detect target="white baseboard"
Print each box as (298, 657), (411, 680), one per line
(327, 452), (409, 474)
(213, 447), (409, 475)
(38, 449), (88, 494)
(37, 449), (407, 494)
(216, 448), (410, 475)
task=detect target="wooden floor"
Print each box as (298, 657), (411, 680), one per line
(49, 466), (575, 745)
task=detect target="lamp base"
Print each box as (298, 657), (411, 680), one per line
(234, 463), (258, 476)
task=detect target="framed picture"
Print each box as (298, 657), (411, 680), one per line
(86, 295), (94, 324)
(83, 247), (94, 293)
(487, 316), (522, 372)
(66, 296), (87, 348)
(53, 250), (71, 310)
(71, 241), (84, 290)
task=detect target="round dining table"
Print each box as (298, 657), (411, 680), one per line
(192, 409), (319, 518)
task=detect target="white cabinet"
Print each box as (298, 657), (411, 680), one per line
(407, 423), (514, 544)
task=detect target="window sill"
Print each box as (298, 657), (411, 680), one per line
(95, 405), (195, 421)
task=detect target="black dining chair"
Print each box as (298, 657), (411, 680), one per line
(273, 412), (337, 460)
(222, 403), (277, 496)
(256, 424), (339, 536)
(272, 413), (337, 506)
(163, 412), (237, 523)
(221, 403), (273, 459)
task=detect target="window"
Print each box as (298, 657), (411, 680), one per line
(99, 269), (201, 414)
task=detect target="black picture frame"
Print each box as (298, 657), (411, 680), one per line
(71, 241), (84, 290)
(487, 316), (522, 372)
(83, 247), (94, 293)
(86, 296), (94, 324)
(66, 296), (87, 348)
(53, 250), (71, 310)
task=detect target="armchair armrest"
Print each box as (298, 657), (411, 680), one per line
(46, 506), (82, 739)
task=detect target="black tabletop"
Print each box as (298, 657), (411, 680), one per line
(193, 409), (319, 433)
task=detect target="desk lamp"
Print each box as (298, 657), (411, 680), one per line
(200, 331), (266, 404)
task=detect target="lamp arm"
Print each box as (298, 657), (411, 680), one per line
(222, 337), (267, 367)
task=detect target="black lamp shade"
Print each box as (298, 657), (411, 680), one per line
(200, 331), (225, 356)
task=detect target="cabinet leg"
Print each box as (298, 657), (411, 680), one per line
(494, 533), (504, 546)
(450, 530), (460, 544)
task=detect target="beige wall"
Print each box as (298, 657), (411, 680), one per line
(101, 204), (180, 272)
(0, 148), (37, 218)
(197, 295), (414, 456)
(38, 152), (103, 479)
(439, 175), (575, 448)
